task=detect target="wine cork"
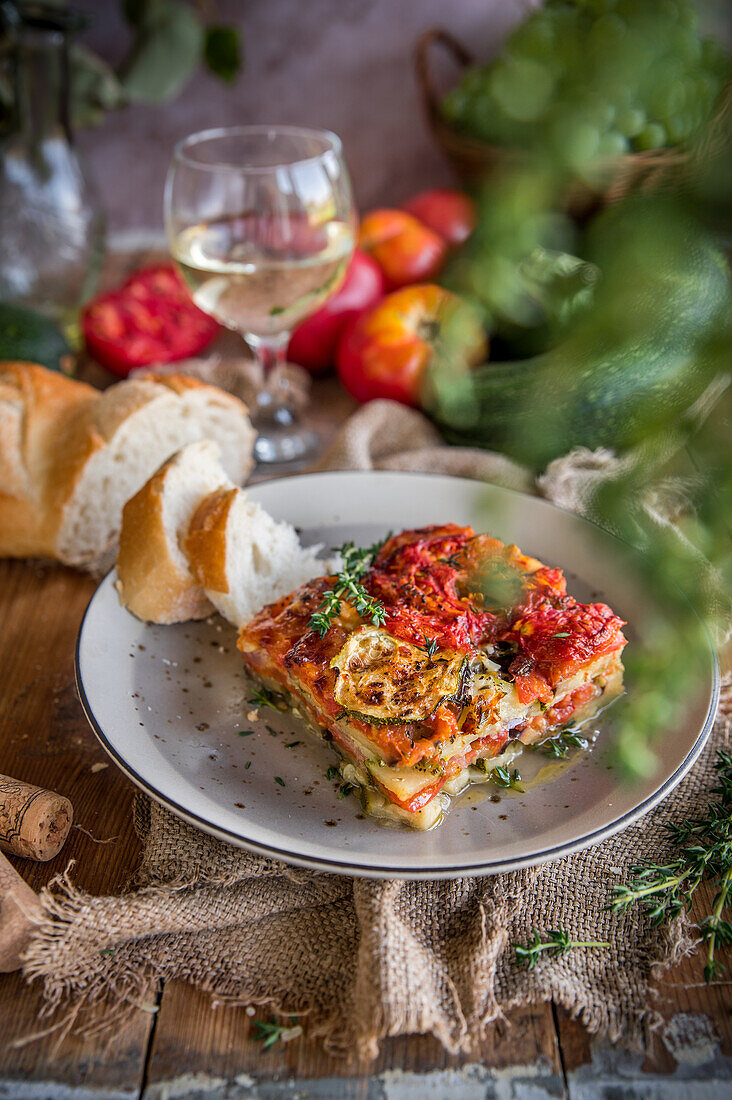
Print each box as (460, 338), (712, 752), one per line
(0, 774), (73, 861)
(0, 852), (42, 972)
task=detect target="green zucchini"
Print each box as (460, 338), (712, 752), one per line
(331, 626), (467, 726)
(428, 201), (731, 469)
(0, 303), (72, 372)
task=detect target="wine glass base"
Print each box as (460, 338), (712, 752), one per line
(253, 426), (320, 465)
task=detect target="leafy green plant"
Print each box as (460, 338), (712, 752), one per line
(428, 57), (732, 784)
(2, 1), (243, 130)
(442, 0), (728, 177)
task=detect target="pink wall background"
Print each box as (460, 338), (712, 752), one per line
(75, 0), (537, 234)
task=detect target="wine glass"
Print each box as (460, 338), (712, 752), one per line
(164, 125), (356, 464)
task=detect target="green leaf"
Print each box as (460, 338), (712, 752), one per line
(70, 45), (126, 128)
(247, 686), (288, 712)
(119, 0), (203, 104)
(204, 25), (242, 83)
(122, 0), (168, 27)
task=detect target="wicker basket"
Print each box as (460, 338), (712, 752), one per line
(415, 27), (690, 217)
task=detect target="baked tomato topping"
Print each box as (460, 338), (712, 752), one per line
(238, 525), (626, 779)
(366, 524), (496, 651)
(503, 595), (626, 687)
(82, 264), (220, 377)
(514, 670), (554, 706)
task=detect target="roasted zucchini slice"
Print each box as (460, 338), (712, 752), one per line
(331, 626), (467, 725)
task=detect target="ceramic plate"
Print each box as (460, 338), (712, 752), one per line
(76, 471), (718, 879)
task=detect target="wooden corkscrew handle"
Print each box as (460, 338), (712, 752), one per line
(0, 852), (42, 972)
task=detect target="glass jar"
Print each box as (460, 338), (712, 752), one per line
(0, 2), (105, 323)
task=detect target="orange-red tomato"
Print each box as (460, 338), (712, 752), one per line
(357, 209), (447, 289)
(401, 188), (475, 246)
(82, 264), (219, 377)
(336, 284), (485, 407)
(287, 250), (385, 373)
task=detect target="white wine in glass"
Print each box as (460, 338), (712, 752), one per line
(165, 126), (356, 464)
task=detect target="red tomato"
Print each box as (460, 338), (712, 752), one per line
(336, 284), (486, 407)
(357, 209), (447, 289)
(82, 264), (220, 377)
(401, 189), (475, 246)
(287, 250), (385, 373)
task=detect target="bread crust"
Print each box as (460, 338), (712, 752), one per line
(0, 363), (98, 557)
(0, 363), (254, 568)
(184, 488), (237, 594)
(116, 463), (215, 624)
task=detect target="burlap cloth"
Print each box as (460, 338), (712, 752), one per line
(24, 400), (730, 1057)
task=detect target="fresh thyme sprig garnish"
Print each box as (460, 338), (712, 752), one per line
(541, 729), (588, 758)
(491, 765), (525, 792)
(416, 635), (440, 659)
(608, 750), (732, 983)
(513, 928), (610, 969)
(248, 685), (288, 712)
(309, 539), (387, 638)
(439, 552), (463, 569)
(474, 759), (525, 791)
(251, 1015), (301, 1049)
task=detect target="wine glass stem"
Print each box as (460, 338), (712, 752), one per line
(246, 330), (318, 465)
(248, 331), (292, 425)
(251, 331), (289, 377)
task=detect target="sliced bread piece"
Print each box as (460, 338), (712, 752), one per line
(185, 487), (327, 628)
(116, 440), (233, 624)
(54, 374), (256, 570)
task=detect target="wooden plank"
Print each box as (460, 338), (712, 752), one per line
(0, 560), (153, 1096)
(142, 980), (564, 1099)
(557, 881), (732, 1098)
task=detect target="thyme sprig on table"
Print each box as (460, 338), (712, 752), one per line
(608, 750), (732, 983)
(513, 928), (610, 969)
(251, 1015), (302, 1049)
(309, 539), (387, 637)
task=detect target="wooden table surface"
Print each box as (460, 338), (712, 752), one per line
(2, 257), (732, 1098)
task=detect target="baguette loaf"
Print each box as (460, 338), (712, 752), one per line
(0, 363), (255, 570)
